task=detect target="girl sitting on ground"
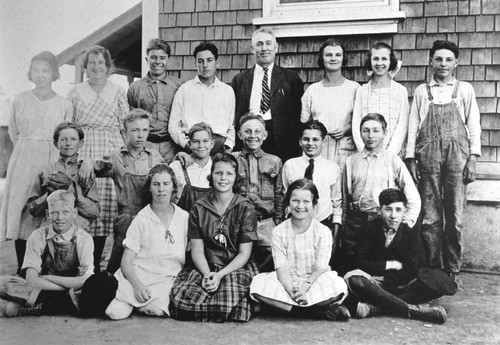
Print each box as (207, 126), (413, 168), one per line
(250, 178), (350, 321)
(105, 164), (189, 319)
(169, 153), (259, 322)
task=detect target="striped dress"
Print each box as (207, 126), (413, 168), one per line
(67, 80), (128, 236)
(250, 219), (348, 307)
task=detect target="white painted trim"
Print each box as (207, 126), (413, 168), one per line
(255, 0), (405, 37)
(142, 0), (159, 77)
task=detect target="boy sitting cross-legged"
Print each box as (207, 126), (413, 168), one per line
(0, 190), (94, 317)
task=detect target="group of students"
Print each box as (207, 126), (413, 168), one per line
(0, 26), (480, 326)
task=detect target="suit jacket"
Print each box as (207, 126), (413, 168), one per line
(231, 65), (304, 162)
(354, 218), (425, 287)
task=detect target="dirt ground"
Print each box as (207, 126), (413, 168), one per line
(0, 240), (499, 345)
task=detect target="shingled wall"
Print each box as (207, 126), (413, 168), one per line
(159, 0), (500, 163)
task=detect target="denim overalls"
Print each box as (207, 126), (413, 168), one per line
(416, 81), (469, 274)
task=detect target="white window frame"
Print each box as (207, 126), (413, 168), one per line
(253, 0), (406, 37)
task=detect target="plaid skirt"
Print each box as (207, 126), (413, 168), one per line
(89, 177), (118, 237)
(169, 262), (258, 323)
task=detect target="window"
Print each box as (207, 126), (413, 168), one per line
(253, 0), (406, 37)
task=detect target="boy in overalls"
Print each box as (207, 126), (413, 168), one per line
(0, 190), (94, 317)
(82, 109), (164, 273)
(169, 122), (214, 212)
(405, 40), (481, 288)
(341, 113), (420, 274)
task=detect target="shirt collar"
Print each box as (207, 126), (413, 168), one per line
(120, 146), (151, 155)
(46, 225), (75, 241)
(194, 75), (221, 87)
(145, 72), (170, 85)
(301, 153), (320, 162)
(58, 154), (79, 165)
(255, 63), (274, 75)
(361, 148), (384, 158)
(429, 75), (456, 87)
(242, 147), (264, 158)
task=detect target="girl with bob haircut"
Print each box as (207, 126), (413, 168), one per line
(301, 38), (360, 167)
(250, 178), (350, 321)
(169, 153), (259, 322)
(67, 45), (128, 268)
(0, 51), (72, 274)
(105, 164), (189, 319)
(352, 42), (409, 158)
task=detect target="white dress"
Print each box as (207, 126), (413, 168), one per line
(0, 91), (72, 241)
(113, 204), (189, 315)
(301, 79), (360, 167)
(250, 219), (347, 307)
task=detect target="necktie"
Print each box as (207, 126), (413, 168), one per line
(384, 228), (396, 247)
(304, 158), (314, 181)
(260, 67), (271, 114)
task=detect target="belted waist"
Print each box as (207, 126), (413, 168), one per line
(148, 132), (171, 143)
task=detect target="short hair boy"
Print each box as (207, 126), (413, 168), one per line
(342, 113), (420, 263)
(0, 190), (94, 317)
(127, 38), (183, 163)
(234, 113), (284, 272)
(169, 41), (235, 156)
(169, 122), (214, 211)
(282, 120), (342, 257)
(343, 188), (447, 324)
(89, 109), (164, 273)
(405, 40), (481, 286)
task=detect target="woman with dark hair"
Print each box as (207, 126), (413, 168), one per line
(105, 164), (189, 319)
(250, 178), (350, 321)
(67, 45), (129, 270)
(0, 51), (72, 274)
(301, 38), (360, 166)
(352, 42), (409, 157)
(169, 153), (259, 322)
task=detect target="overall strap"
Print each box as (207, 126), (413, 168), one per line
(451, 80), (460, 100)
(182, 165), (192, 185)
(426, 83), (433, 102)
(148, 152), (153, 168)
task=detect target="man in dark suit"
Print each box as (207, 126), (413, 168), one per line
(231, 27), (304, 162)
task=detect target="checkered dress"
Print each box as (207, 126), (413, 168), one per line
(67, 81), (129, 236)
(169, 262), (258, 323)
(250, 219), (347, 306)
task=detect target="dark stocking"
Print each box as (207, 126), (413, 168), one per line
(348, 276), (408, 317)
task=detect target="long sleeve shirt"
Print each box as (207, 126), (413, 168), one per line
(127, 72), (183, 139)
(168, 76), (236, 149)
(282, 154), (342, 224)
(235, 148), (284, 223)
(406, 77), (481, 159)
(343, 149), (421, 227)
(28, 154), (100, 231)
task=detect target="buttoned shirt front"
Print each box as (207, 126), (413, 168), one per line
(168, 76), (236, 149)
(282, 154), (342, 223)
(127, 72), (183, 137)
(406, 76), (481, 159)
(344, 149), (420, 227)
(249, 63), (274, 121)
(235, 148), (284, 221)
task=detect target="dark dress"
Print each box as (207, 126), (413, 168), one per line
(169, 193), (259, 322)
